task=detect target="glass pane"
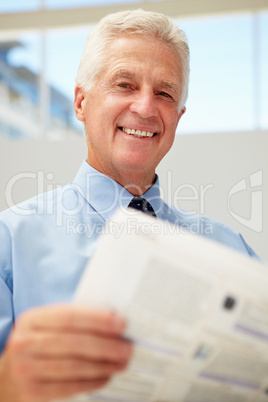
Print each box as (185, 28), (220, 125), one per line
(45, 0), (142, 9)
(177, 13), (254, 134)
(260, 11), (268, 129)
(0, 33), (41, 139)
(0, 0), (40, 13)
(46, 27), (89, 138)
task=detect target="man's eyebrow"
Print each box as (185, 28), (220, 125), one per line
(110, 69), (138, 81)
(158, 80), (180, 95)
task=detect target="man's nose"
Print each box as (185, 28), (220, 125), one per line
(129, 90), (158, 119)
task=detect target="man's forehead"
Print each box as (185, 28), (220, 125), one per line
(107, 34), (180, 65)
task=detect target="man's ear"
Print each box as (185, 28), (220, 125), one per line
(177, 106), (186, 125)
(74, 86), (86, 122)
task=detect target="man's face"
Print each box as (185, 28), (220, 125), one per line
(75, 35), (185, 186)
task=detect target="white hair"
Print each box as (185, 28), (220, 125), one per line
(76, 9), (190, 110)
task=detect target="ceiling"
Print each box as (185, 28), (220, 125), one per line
(0, 0), (267, 32)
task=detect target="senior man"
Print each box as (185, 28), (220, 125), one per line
(0, 9), (260, 402)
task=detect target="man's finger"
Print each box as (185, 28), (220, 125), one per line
(20, 378), (109, 402)
(16, 357), (127, 382)
(15, 304), (125, 335)
(10, 331), (132, 362)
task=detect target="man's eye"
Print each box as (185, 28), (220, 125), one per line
(159, 91), (172, 99)
(118, 83), (130, 88)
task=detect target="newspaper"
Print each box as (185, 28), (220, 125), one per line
(67, 209), (268, 402)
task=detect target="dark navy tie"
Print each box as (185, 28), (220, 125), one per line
(128, 196), (156, 217)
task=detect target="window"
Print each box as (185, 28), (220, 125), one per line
(0, 4), (267, 138)
(46, 27), (89, 138)
(0, 34), (41, 138)
(45, 0), (142, 8)
(260, 11), (268, 129)
(0, 30), (83, 138)
(0, 0), (40, 13)
(177, 13), (262, 134)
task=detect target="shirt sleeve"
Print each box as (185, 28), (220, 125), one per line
(238, 233), (263, 262)
(0, 277), (14, 354)
(0, 219), (14, 355)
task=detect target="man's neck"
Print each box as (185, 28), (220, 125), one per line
(86, 159), (155, 196)
(120, 174), (156, 196)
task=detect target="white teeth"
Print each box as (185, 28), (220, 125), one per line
(122, 127), (154, 137)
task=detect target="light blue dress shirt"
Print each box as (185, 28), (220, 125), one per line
(0, 160), (260, 354)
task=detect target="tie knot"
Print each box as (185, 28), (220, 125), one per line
(128, 196), (156, 217)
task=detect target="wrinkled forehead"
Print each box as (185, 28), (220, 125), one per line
(102, 34), (181, 79)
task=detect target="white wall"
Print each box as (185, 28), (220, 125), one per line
(0, 131), (267, 262)
(0, 137), (87, 211)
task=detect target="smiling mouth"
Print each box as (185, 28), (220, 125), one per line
(119, 127), (156, 138)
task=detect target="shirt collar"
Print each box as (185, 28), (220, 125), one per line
(72, 160), (162, 221)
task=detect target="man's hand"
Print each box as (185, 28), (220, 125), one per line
(0, 304), (132, 402)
